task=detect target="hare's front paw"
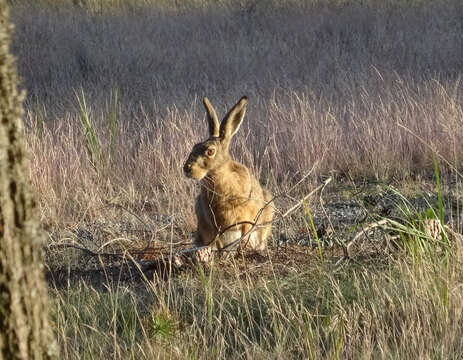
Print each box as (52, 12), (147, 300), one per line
(195, 246), (214, 263)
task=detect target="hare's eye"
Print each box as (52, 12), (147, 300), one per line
(206, 148), (216, 157)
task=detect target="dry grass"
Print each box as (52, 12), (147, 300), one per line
(25, 79), (463, 230)
(9, 0), (463, 358)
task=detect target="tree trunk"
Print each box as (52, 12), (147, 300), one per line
(0, 2), (57, 359)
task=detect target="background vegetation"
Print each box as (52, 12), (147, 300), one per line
(8, 0), (463, 358)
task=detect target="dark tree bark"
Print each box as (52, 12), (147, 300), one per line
(0, 1), (57, 359)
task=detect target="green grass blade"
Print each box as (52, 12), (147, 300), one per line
(76, 88), (101, 168)
(304, 200), (324, 264)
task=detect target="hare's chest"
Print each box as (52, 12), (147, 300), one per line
(204, 202), (264, 241)
(199, 191), (247, 227)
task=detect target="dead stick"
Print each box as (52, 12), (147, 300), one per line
(282, 177), (332, 218)
(345, 219), (391, 257)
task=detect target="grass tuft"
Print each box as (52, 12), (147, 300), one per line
(76, 89), (101, 169)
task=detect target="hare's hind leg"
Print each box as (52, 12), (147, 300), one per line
(257, 189), (274, 248)
(240, 223), (266, 251)
(258, 203), (274, 243)
(219, 230), (242, 251)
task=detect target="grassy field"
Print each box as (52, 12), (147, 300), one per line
(9, 0), (463, 358)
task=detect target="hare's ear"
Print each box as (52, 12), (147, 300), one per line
(203, 97), (220, 137)
(219, 96), (247, 140)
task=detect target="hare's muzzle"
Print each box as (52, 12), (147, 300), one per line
(183, 162), (193, 178)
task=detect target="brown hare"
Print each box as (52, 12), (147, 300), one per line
(184, 96), (274, 256)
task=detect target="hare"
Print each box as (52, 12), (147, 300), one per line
(184, 96), (274, 256)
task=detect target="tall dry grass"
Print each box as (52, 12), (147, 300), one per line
(12, 0), (463, 111)
(13, 0), (463, 195)
(25, 78), (463, 230)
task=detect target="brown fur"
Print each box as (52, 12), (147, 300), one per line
(184, 96), (274, 252)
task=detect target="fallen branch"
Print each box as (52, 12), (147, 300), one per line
(345, 219), (391, 257)
(336, 217), (463, 267)
(282, 177), (332, 218)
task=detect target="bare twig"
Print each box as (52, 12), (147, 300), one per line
(345, 219), (391, 257)
(336, 217), (463, 267)
(334, 219), (394, 267)
(281, 177), (332, 218)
